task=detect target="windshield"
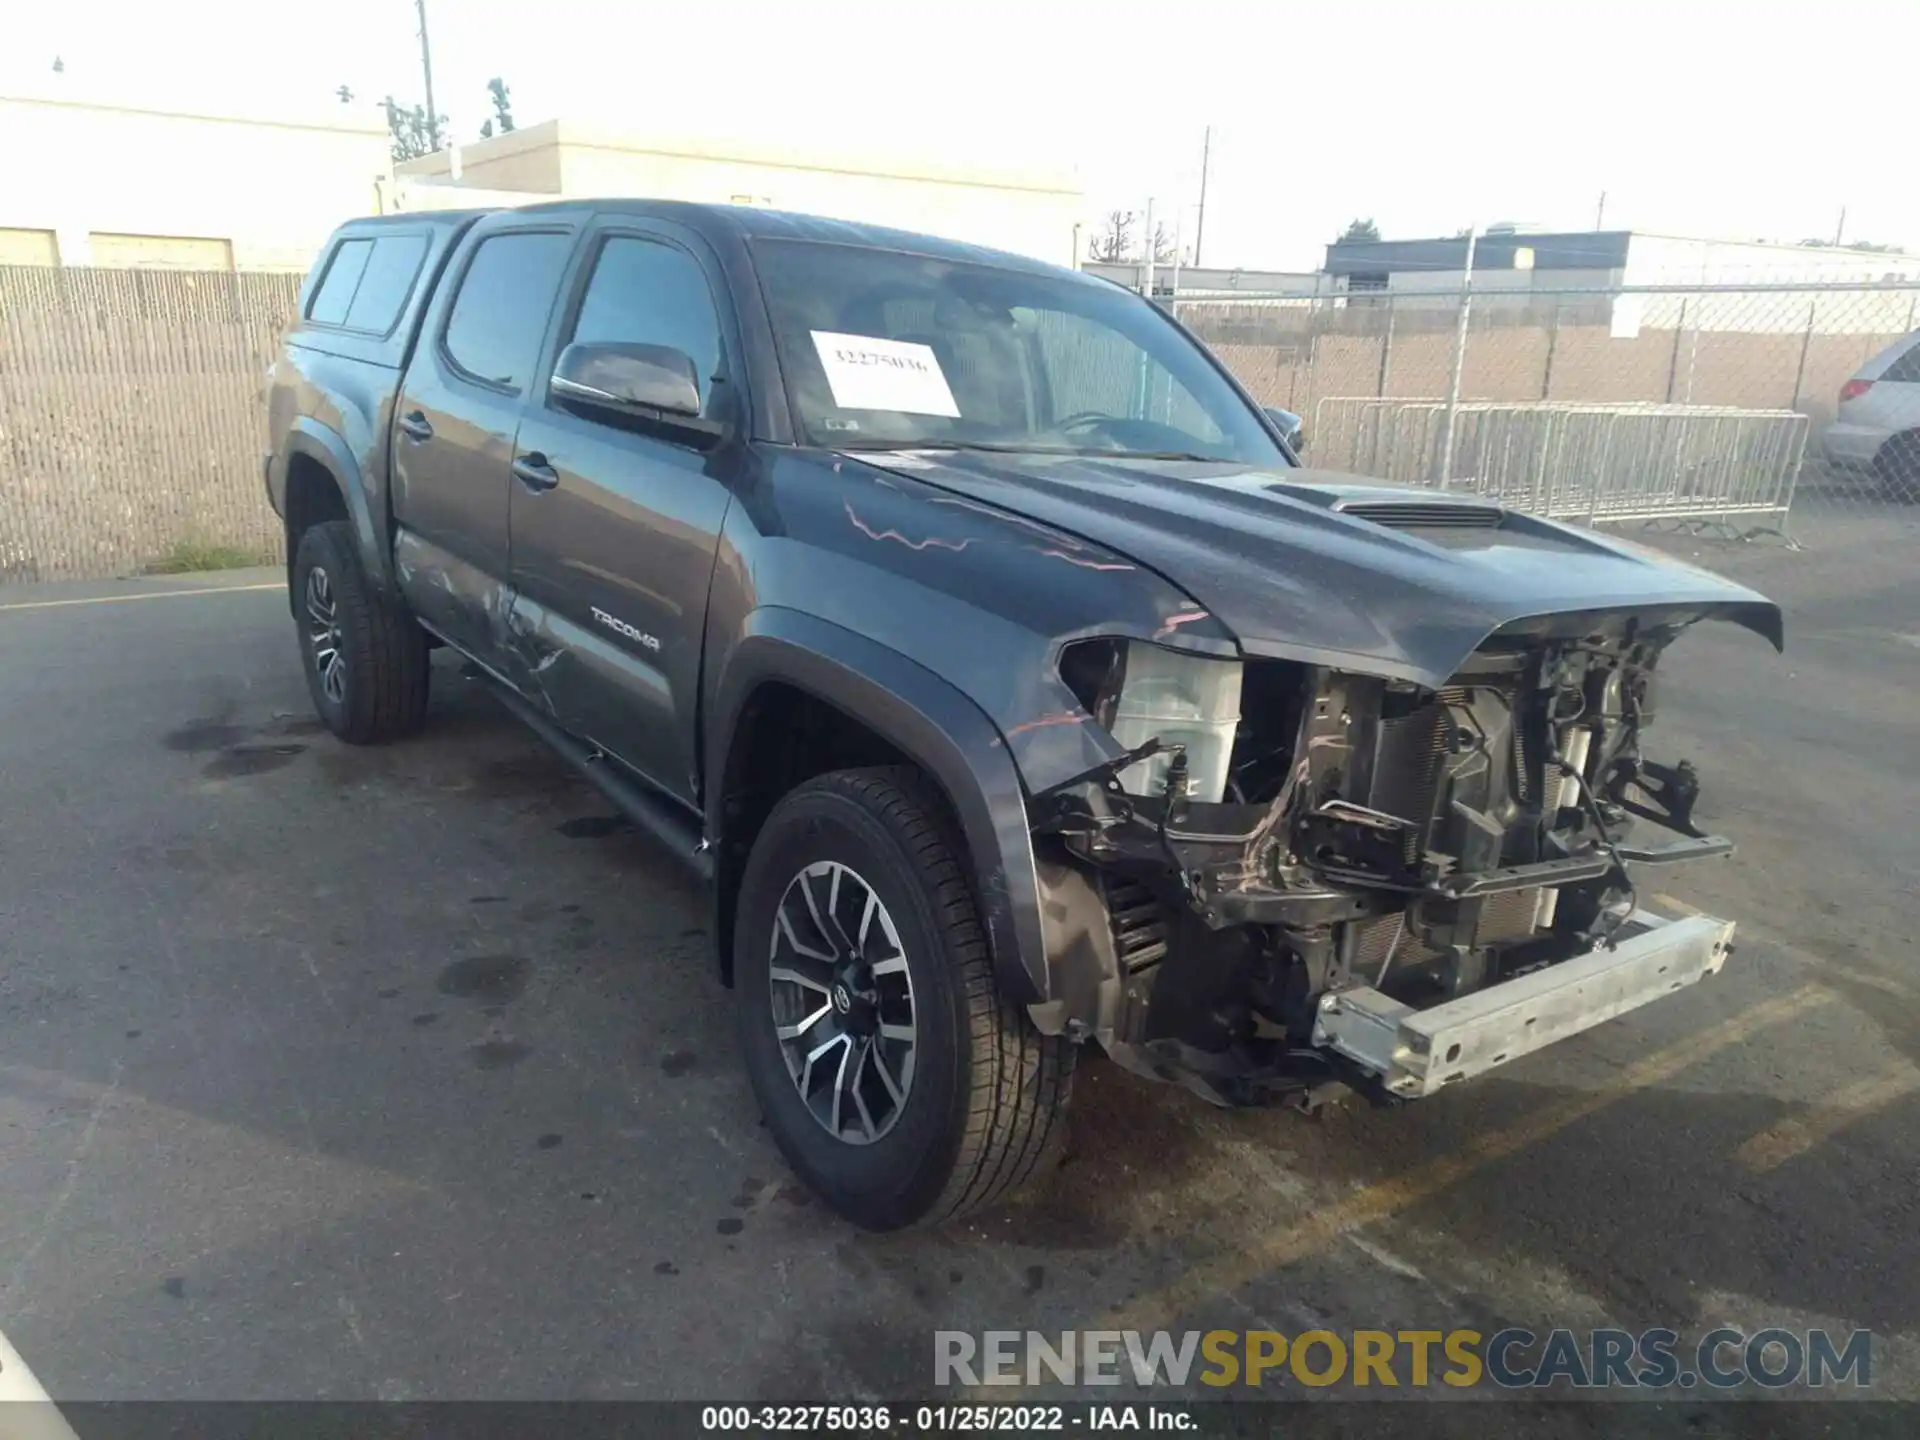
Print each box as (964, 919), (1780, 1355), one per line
(754, 240), (1290, 465)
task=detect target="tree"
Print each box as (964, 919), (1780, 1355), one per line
(1086, 210), (1183, 265)
(486, 77), (515, 135)
(1087, 210), (1136, 264)
(382, 96), (447, 163)
(1148, 221), (1178, 265)
(52, 56), (65, 74)
(1339, 217), (1381, 243)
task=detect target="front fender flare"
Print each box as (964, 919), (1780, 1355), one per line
(280, 417), (392, 595)
(709, 608), (1050, 1012)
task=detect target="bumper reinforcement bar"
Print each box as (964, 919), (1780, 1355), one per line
(1311, 909), (1735, 1098)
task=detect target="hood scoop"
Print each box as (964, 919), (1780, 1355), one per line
(1336, 498), (1507, 531)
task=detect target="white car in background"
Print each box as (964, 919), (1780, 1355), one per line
(1820, 330), (1920, 498)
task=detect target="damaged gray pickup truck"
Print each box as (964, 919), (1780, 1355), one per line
(266, 201), (1783, 1229)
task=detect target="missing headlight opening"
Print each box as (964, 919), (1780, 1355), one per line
(1037, 613), (1739, 1107)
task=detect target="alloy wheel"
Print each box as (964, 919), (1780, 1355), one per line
(767, 860), (916, 1145)
(305, 566), (346, 705)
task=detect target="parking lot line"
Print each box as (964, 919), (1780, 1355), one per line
(1817, 965), (1918, 1002)
(0, 582), (284, 613)
(1734, 1062), (1920, 1173)
(1088, 983), (1834, 1336)
(1651, 891), (1917, 1001)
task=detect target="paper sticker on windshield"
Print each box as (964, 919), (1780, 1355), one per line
(810, 332), (960, 417)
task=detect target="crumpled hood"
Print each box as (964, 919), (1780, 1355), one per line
(856, 453), (1784, 685)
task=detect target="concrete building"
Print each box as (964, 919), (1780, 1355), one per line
(396, 118), (1084, 266)
(0, 83), (390, 270)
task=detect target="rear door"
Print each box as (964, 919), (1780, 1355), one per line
(390, 216), (581, 658)
(507, 217), (743, 804)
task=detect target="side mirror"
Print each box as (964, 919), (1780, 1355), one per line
(1264, 407), (1306, 455)
(551, 341), (722, 444)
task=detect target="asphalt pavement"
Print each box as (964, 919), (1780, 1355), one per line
(0, 511), (1915, 1423)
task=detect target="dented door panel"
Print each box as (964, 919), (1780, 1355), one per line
(392, 527), (529, 691)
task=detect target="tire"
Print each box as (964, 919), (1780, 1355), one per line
(734, 767), (1075, 1230)
(1873, 431), (1920, 504)
(292, 520), (430, 745)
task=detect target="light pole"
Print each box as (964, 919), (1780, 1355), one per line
(1193, 125), (1211, 268)
(416, 0), (441, 151)
(1435, 224), (1478, 488)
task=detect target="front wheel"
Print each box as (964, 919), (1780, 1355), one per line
(734, 768), (1075, 1230)
(292, 520), (430, 745)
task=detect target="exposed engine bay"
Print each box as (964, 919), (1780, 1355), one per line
(1033, 608), (1742, 1106)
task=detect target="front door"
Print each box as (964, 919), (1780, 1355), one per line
(508, 222), (741, 805)
(390, 221), (578, 660)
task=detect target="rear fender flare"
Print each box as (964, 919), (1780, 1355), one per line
(708, 609), (1049, 1011)
(282, 418), (391, 595)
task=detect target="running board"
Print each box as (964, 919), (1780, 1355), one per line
(485, 681), (713, 884)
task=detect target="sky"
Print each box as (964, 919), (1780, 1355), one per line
(8, 0), (1917, 271)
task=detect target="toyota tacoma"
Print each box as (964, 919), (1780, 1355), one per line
(265, 201), (1782, 1229)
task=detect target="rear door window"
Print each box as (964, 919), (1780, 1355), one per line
(441, 231), (576, 392)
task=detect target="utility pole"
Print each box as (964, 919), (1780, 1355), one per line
(1193, 126), (1212, 268)
(416, 0), (441, 151)
(1595, 190), (1607, 229)
(1832, 205), (1846, 247)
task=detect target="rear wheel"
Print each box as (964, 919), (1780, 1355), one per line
(734, 768), (1074, 1230)
(1874, 431), (1920, 503)
(293, 520), (430, 745)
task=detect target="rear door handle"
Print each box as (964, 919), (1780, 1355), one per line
(512, 453), (559, 492)
(397, 411), (434, 442)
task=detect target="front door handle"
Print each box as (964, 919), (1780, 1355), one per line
(397, 411), (434, 442)
(512, 453), (560, 492)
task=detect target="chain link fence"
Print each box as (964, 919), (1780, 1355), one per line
(2, 265), (1916, 584)
(1, 265), (301, 584)
(1174, 279), (1920, 534)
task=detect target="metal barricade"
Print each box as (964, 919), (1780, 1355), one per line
(1308, 398), (1808, 538)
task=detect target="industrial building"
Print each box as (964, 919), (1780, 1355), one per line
(1315, 226), (1920, 337)
(0, 83), (390, 270)
(392, 118), (1084, 266)
(0, 89), (1083, 272)
(1324, 225), (1920, 293)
